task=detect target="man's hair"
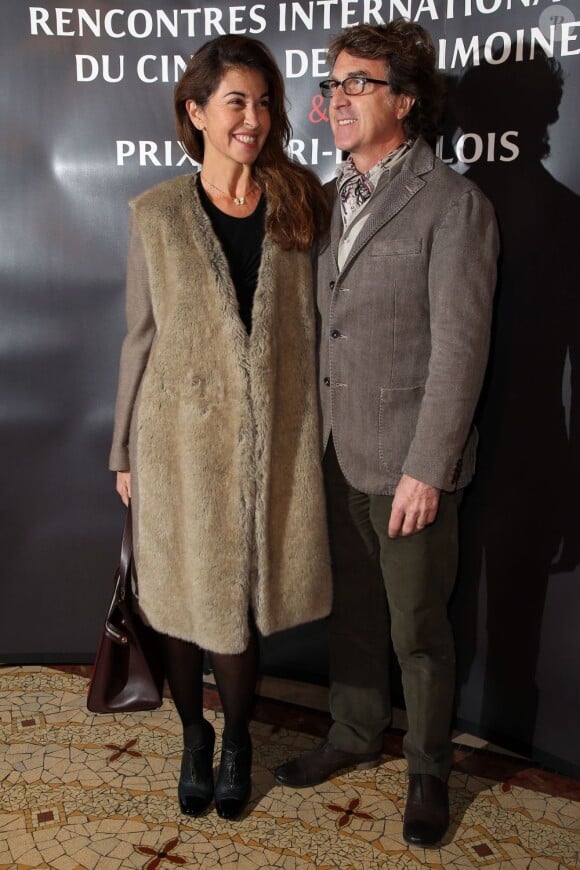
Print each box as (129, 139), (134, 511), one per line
(327, 20), (444, 140)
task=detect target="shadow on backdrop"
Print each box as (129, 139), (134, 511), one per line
(448, 49), (580, 760)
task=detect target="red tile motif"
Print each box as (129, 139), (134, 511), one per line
(326, 797), (374, 828)
(474, 843), (494, 857)
(136, 837), (187, 869)
(106, 738), (142, 762)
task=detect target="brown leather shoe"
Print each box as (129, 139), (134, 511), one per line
(274, 742), (382, 789)
(403, 773), (449, 847)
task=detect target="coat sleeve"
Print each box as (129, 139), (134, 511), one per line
(109, 210), (156, 471)
(402, 187), (499, 490)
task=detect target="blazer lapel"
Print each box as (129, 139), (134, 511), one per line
(337, 139), (435, 277)
(329, 189), (342, 269)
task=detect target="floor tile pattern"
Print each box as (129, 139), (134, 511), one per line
(0, 667), (578, 868)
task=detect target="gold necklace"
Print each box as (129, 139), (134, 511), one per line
(200, 174), (257, 207)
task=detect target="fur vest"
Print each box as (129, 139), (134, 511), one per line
(127, 176), (332, 653)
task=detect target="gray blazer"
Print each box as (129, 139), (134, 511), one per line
(317, 137), (499, 494)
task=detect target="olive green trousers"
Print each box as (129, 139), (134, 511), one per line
(325, 439), (461, 781)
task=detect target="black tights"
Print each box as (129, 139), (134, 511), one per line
(159, 626), (258, 750)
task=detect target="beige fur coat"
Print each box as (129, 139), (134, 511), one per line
(109, 175), (332, 654)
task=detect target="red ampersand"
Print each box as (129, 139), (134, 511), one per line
(309, 94), (329, 123)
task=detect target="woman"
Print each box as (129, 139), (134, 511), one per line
(109, 35), (332, 821)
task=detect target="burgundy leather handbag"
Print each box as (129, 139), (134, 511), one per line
(87, 503), (164, 713)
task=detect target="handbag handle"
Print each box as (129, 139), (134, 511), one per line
(104, 503), (133, 644)
(118, 501), (133, 599)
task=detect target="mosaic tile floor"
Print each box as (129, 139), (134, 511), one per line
(0, 666), (579, 869)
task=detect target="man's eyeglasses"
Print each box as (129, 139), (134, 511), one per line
(319, 76), (391, 98)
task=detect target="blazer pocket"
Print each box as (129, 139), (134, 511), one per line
(378, 385), (424, 475)
(370, 239), (422, 257)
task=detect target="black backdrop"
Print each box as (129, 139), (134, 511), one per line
(1, 2), (579, 776)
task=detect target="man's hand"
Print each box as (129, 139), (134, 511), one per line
(388, 474), (440, 538)
(116, 471), (131, 507)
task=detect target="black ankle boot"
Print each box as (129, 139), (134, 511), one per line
(178, 720), (215, 816)
(214, 737), (252, 820)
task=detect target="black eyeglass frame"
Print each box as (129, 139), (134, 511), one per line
(319, 76), (391, 97)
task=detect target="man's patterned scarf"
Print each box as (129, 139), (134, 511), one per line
(337, 140), (413, 227)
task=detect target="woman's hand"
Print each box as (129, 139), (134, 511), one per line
(116, 471), (131, 506)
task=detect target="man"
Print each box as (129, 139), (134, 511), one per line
(274, 20), (499, 847)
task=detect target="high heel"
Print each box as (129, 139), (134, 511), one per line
(214, 737), (252, 820)
(178, 720), (215, 816)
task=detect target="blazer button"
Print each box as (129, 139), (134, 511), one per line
(323, 376), (330, 386)
(329, 281), (335, 290)
(331, 329), (341, 339)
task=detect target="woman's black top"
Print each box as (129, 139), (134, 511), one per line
(198, 176), (266, 334)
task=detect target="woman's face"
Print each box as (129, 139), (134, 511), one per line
(186, 66), (272, 170)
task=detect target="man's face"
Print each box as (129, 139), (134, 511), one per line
(328, 51), (414, 172)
